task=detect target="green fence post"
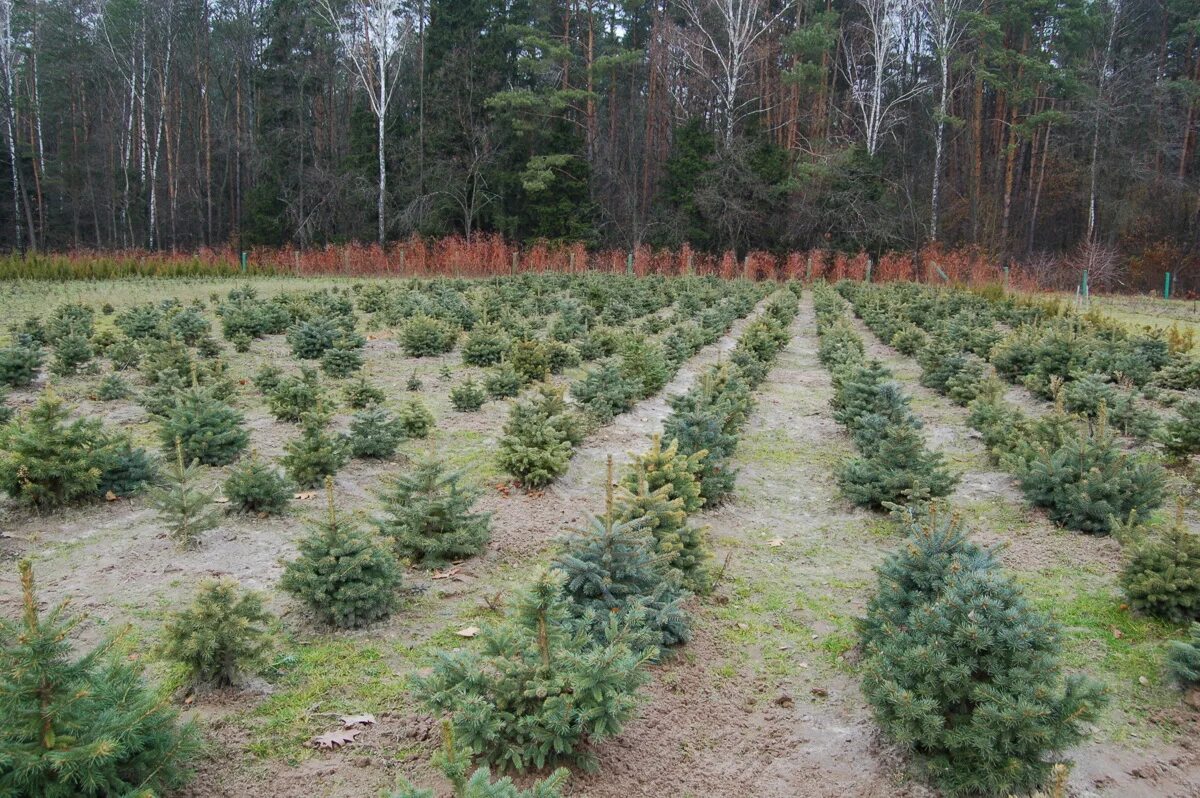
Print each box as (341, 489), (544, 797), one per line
(240, 251), (247, 274)
(1003, 265), (1010, 292)
(865, 257), (873, 283)
(934, 264), (949, 283)
(1165, 271), (1172, 299)
(626, 252), (634, 275)
(1081, 269), (1089, 305)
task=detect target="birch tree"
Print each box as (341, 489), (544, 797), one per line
(675, 0), (796, 149)
(919, 0), (968, 241)
(0, 0), (23, 250)
(319, 0), (412, 245)
(843, 0), (926, 157)
(1086, 0), (1121, 243)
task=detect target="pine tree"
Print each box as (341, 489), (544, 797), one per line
(1160, 399), (1200, 459)
(149, 441), (222, 549)
(859, 510), (1107, 797)
(321, 346), (364, 377)
(496, 388), (579, 488)
(0, 343), (43, 386)
(1120, 501), (1200, 623)
(348, 405), (405, 458)
(161, 578), (273, 687)
(95, 373), (130, 400)
(620, 435), (706, 514)
(415, 572), (649, 772)
(554, 459), (690, 652)
(223, 450), (291, 515)
(50, 331), (93, 376)
(618, 464), (710, 593)
(484, 363), (523, 399)
(450, 378), (487, 411)
(385, 721), (568, 798)
(400, 315), (457, 357)
(507, 339), (551, 383)
(94, 433), (157, 498)
(462, 323), (511, 367)
(618, 338), (669, 398)
(344, 376), (385, 409)
(663, 407), (737, 505)
(838, 421), (958, 509)
(0, 390), (106, 509)
(1167, 623), (1200, 687)
(158, 383), (250, 466)
(571, 360), (640, 423)
(281, 405), (350, 487)
(397, 398), (435, 438)
(373, 457), (491, 564)
(0, 561), (198, 796)
(267, 367), (325, 422)
(280, 480), (401, 628)
(1018, 408), (1165, 534)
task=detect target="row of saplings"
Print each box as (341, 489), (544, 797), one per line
(0, 289), (799, 797)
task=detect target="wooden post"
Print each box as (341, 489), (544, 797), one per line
(805, 253), (812, 282)
(511, 250), (519, 275)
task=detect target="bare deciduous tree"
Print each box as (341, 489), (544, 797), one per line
(842, 0), (927, 157)
(675, 0), (795, 149)
(918, 0), (968, 242)
(318, 0), (413, 244)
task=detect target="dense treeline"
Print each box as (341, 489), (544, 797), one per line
(0, 0), (1197, 284)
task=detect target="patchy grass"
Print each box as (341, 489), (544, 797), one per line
(1022, 572), (1187, 741)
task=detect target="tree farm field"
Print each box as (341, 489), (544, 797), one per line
(1, 274), (1198, 798)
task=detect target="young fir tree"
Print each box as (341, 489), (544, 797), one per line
(223, 450), (291, 515)
(94, 433), (157, 498)
(280, 480), (401, 628)
(397, 398), (435, 438)
(838, 420), (957, 509)
(343, 376), (385, 409)
(150, 441), (222, 548)
(373, 457), (491, 564)
(385, 721), (568, 798)
(484, 363), (523, 399)
(267, 367), (325, 422)
(554, 458), (690, 652)
(0, 389), (107, 508)
(859, 508), (1106, 797)
(0, 342), (43, 386)
(1018, 406), (1165, 534)
(161, 578), (273, 687)
(663, 407), (737, 505)
(0, 561), (199, 795)
(348, 405), (405, 459)
(1168, 623), (1200, 687)
(1120, 501), (1200, 623)
(620, 435), (706, 514)
(496, 388), (576, 488)
(618, 463), (711, 594)
(50, 331), (93, 376)
(95, 372), (130, 401)
(281, 404), (350, 487)
(158, 383), (250, 466)
(415, 572), (649, 772)
(450, 378), (488, 411)
(1160, 399), (1200, 459)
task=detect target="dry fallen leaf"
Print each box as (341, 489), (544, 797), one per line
(766, 538), (784, 547)
(214, 497), (230, 504)
(1111, 627), (1124, 639)
(105, 491), (119, 502)
(1138, 676), (1149, 686)
(432, 567), (462, 580)
(294, 491), (318, 500)
(311, 728), (360, 750)
(457, 626), (480, 638)
(340, 713), (376, 728)
(735, 622), (749, 631)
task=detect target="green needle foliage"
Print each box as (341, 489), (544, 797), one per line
(859, 507), (1106, 797)
(617, 463), (711, 594)
(400, 314), (457, 357)
(554, 459), (690, 652)
(484, 363), (523, 399)
(0, 561), (199, 796)
(497, 387), (579, 487)
(348, 405), (406, 459)
(0, 343), (44, 386)
(1160, 399), (1200, 459)
(1017, 407), (1165, 535)
(450, 378), (488, 411)
(158, 383), (250, 466)
(838, 420), (958, 509)
(386, 721), (568, 798)
(343, 376), (385, 409)
(373, 457), (491, 564)
(461, 324), (511, 367)
(0, 390), (121, 509)
(223, 450), (291, 515)
(161, 578), (273, 687)
(267, 367), (325, 422)
(1120, 501), (1200, 623)
(397, 398), (435, 438)
(415, 572), (649, 772)
(1167, 623), (1200, 687)
(280, 480), (401, 628)
(281, 404), (350, 487)
(620, 435), (705, 514)
(50, 331), (93, 376)
(149, 441), (222, 548)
